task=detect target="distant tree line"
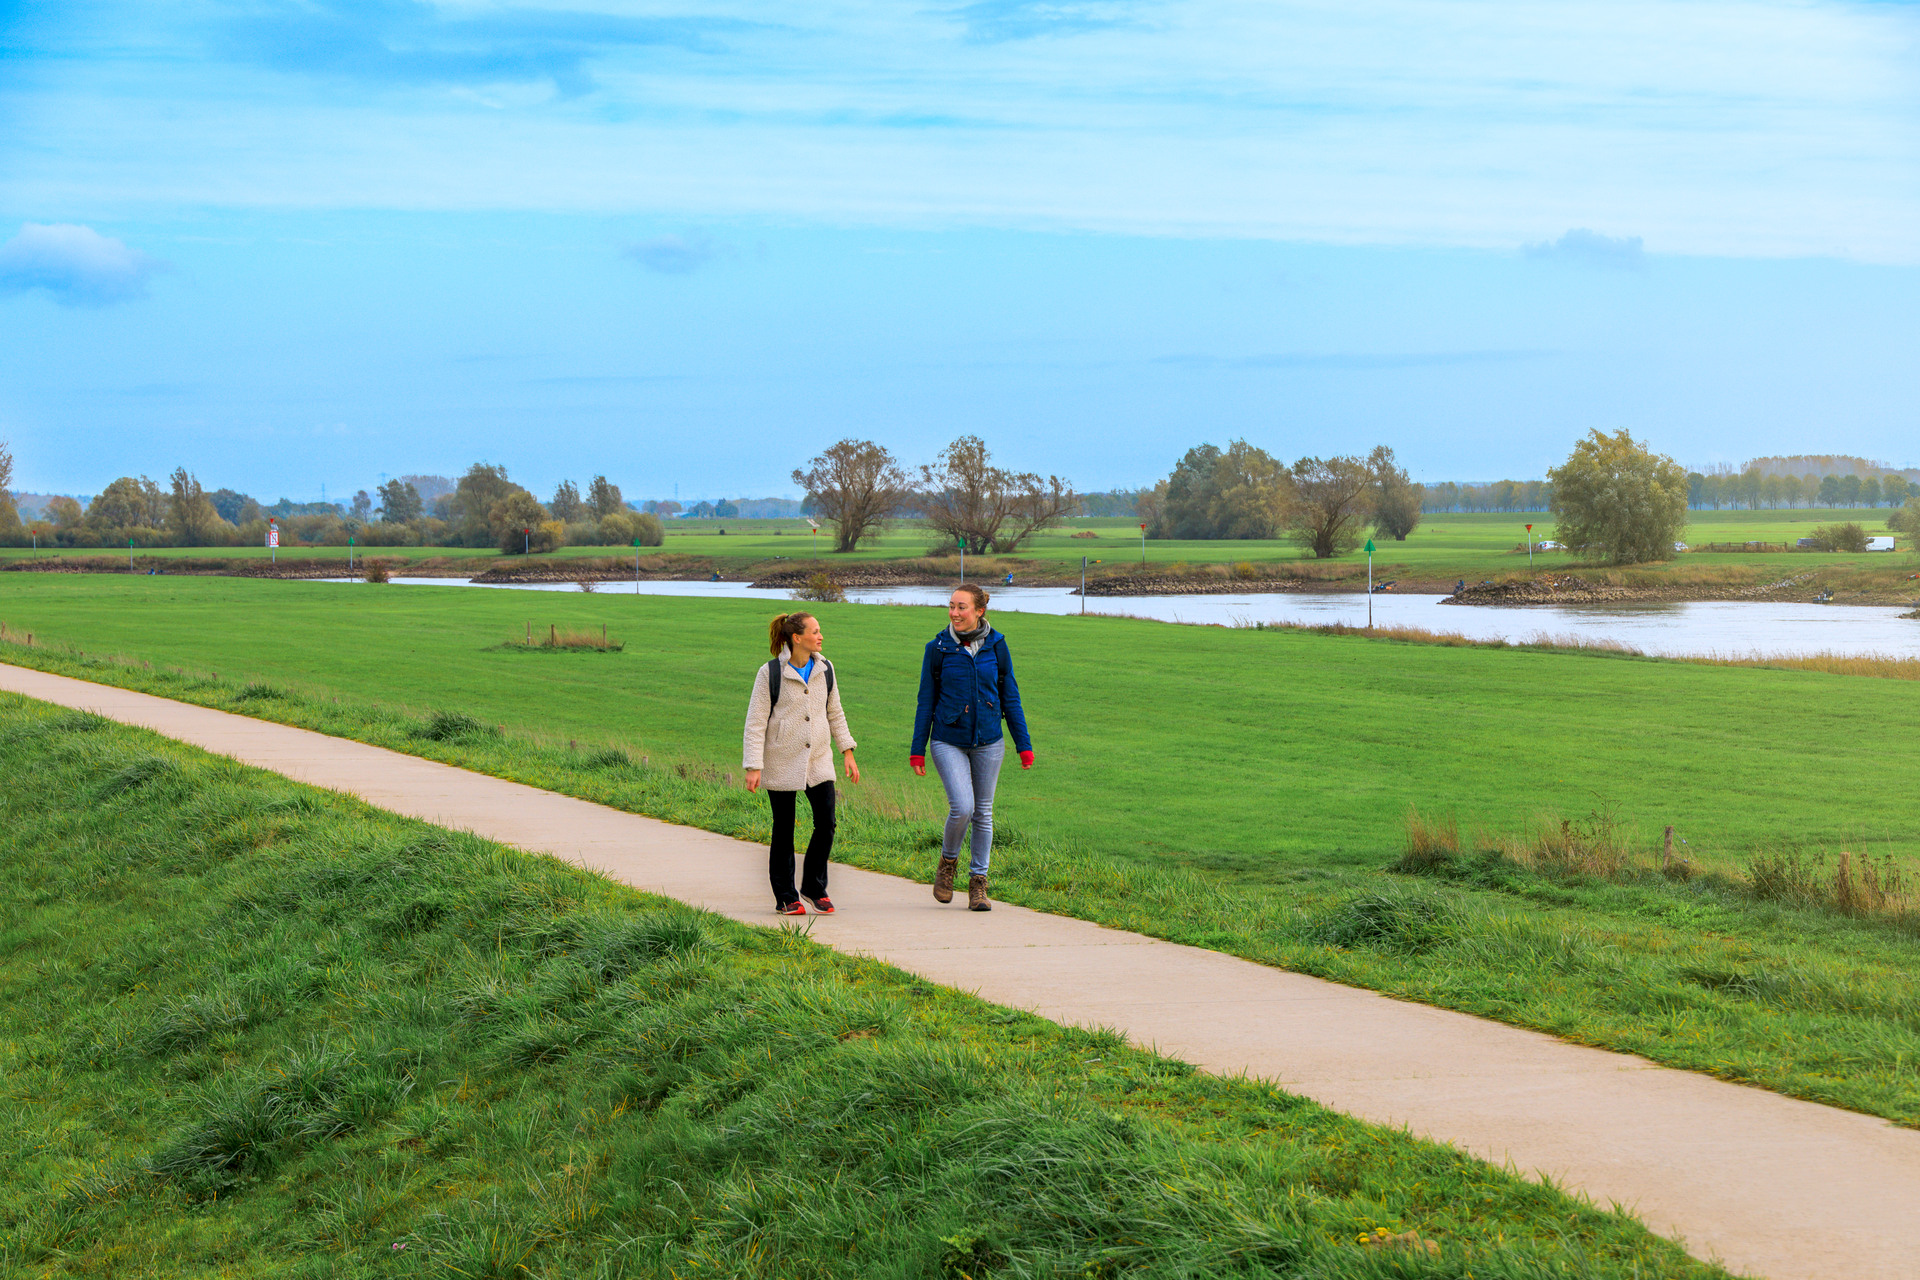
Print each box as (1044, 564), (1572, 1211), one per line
(1421, 480), (1552, 513)
(1687, 469), (1913, 510)
(0, 457), (667, 554)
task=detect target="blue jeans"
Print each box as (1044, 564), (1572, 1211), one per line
(929, 739), (1005, 877)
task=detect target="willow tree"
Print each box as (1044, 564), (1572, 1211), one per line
(1547, 429), (1688, 565)
(1368, 445), (1424, 542)
(1287, 454), (1374, 559)
(793, 439), (910, 553)
(917, 435), (1076, 555)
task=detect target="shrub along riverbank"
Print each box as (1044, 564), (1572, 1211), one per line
(0, 695), (1727, 1278)
(2, 577), (1918, 1129)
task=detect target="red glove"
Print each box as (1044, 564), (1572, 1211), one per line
(1019, 750), (1034, 769)
(909, 755), (925, 768)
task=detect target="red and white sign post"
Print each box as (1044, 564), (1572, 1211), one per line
(1526, 522), (1534, 566)
(267, 518), (279, 564)
(1139, 522), (1148, 566)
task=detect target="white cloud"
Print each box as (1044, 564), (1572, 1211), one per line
(4, 1), (1918, 260)
(0, 223), (160, 306)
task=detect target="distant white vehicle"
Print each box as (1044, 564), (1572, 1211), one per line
(1674, 542), (1690, 552)
(1534, 540), (1562, 551)
(1868, 536), (1896, 552)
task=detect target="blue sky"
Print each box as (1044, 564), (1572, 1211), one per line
(2, 0), (1917, 502)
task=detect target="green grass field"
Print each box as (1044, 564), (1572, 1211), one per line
(1, 574), (1912, 867)
(0, 696), (1727, 1278)
(6, 508), (1911, 590)
(3, 574), (1919, 1131)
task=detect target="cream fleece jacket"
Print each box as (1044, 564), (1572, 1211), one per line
(740, 647), (857, 791)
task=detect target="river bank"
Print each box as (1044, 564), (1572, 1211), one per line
(8, 550), (1920, 606)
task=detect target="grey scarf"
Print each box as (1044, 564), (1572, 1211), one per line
(948, 620), (992, 654)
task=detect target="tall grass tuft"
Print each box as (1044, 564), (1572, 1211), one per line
(1507, 809), (1633, 880)
(1316, 891), (1455, 954)
(415, 711), (501, 742)
(1748, 848), (1913, 919)
(1393, 806), (1460, 872)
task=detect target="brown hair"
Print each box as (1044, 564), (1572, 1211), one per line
(768, 611), (815, 657)
(951, 584), (989, 612)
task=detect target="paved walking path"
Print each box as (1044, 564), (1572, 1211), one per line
(5, 664), (1918, 1280)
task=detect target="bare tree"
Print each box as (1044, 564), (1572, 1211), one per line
(1288, 454), (1375, 558)
(1000, 471), (1080, 551)
(793, 439), (910, 553)
(918, 436), (1076, 554)
(1368, 445), (1424, 542)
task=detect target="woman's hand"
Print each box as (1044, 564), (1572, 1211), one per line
(910, 755), (926, 777)
(744, 769), (761, 793)
(1019, 750), (1034, 770)
(843, 750), (861, 784)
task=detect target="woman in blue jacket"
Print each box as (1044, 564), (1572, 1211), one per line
(910, 584), (1033, 912)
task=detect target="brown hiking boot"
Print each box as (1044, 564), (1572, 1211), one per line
(933, 856), (959, 903)
(968, 875), (991, 912)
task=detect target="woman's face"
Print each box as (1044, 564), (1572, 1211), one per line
(948, 591), (982, 630)
(795, 616), (824, 655)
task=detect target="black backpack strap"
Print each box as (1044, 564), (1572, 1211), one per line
(769, 657), (833, 716)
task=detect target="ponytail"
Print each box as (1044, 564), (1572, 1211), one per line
(768, 611), (814, 657)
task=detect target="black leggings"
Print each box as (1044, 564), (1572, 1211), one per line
(768, 781), (835, 906)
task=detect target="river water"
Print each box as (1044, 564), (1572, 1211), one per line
(333, 577), (1920, 660)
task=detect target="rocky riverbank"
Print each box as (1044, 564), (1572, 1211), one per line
(1445, 572), (1920, 607)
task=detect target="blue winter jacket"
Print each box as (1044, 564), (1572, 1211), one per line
(911, 627), (1033, 756)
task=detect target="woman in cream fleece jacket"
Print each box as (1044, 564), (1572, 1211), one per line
(742, 611), (859, 915)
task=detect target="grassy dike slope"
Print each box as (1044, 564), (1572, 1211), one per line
(0, 695), (1725, 1280)
(3, 578), (1920, 1130)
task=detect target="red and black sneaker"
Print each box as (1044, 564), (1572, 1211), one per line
(803, 895), (835, 915)
(776, 900), (807, 917)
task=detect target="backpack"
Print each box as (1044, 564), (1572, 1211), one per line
(766, 657), (834, 717)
